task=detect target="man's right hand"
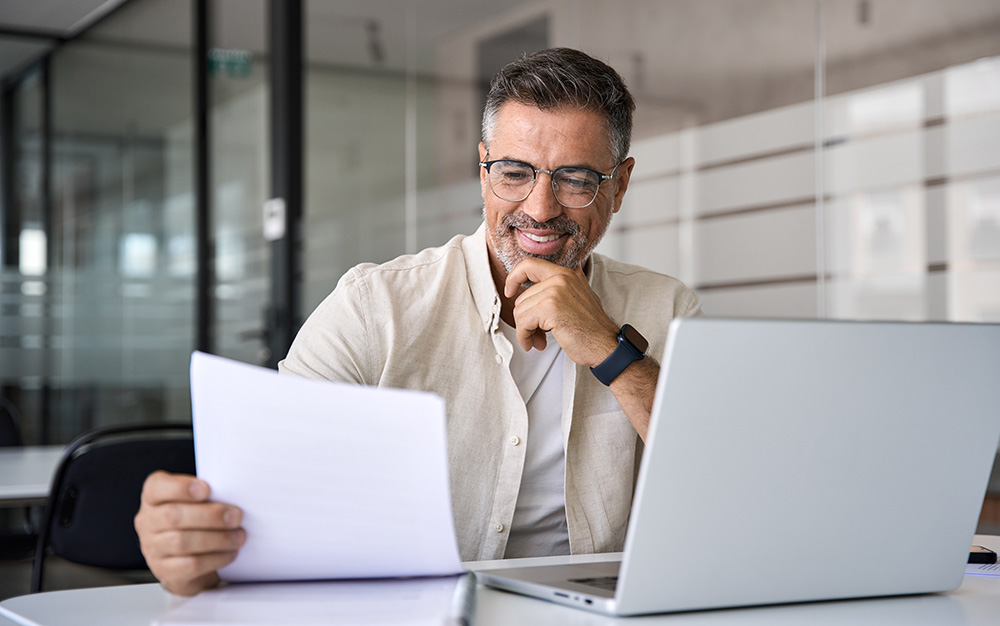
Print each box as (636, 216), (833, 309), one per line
(134, 471), (246, 596)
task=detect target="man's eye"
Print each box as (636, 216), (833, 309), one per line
(501, 171), (531, 183)
(558, 169), (596, 184)
(557, 174), (597, 191)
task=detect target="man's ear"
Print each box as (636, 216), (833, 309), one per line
(612, 156), (635, 214)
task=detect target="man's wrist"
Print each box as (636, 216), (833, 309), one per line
(590, 324), (649, 386)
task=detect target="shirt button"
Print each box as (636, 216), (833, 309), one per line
(509, 436), (520, 446)
(495, 354), (502, 364)
(495, 522), (505, 533)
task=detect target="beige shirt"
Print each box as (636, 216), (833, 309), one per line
(279, 222), (701, 561)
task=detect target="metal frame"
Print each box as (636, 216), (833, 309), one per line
(0, 76), (17, 267)
(266, 0), (303, 368)
(194, 0), (213, 354)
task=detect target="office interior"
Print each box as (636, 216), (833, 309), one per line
(1, 0), (998, 594)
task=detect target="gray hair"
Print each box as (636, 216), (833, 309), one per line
(482, 48), (635, 165)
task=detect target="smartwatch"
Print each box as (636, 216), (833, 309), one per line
(590, 324), (649, 386)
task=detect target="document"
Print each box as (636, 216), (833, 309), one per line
(965, 562), (1000, 578)
(190, 351), (464, 582)
(152, 573), (475, 626)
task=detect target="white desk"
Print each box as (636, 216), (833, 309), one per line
(1, 535), (998, 625)
(0, 446), (63, 506)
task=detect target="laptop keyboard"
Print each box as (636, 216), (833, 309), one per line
(569, 576), (619, 592)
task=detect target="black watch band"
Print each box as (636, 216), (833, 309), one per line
(590, 324), (649, 386)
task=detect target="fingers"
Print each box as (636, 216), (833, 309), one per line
(515, 325), (547, 353)
(504, 259), (618, 364)
(143, 527), (246, 560)
(134, 471), (245, 597)
(140, 526), (244, 597)
(155, 556), (231, 597)
(141, 470), (211, 506)
(504, 257), (564, 298)
(137, 499), (241, 535)
(137, 471), (242, 534)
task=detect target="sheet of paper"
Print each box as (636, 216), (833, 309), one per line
(965, 563), (1000, 577)
(152, 574), (475, 626)
(190, 351), (463, 582)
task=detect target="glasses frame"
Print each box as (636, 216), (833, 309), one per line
(479, 158), (617, 208)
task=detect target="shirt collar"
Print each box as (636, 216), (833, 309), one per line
(463, 222), (503, 334)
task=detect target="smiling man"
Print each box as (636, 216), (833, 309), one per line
(135, 47), (701, 597)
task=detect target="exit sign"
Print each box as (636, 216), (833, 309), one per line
(208, 49), (253, 78)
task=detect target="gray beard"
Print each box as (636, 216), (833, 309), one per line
(488, 211), (587, 275)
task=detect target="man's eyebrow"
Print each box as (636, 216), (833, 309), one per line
(491, 157), (606, 172)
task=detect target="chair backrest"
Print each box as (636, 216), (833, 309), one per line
(0, 396), (22, 447)
(32, 423), (195, 592)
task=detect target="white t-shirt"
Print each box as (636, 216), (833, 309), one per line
(499, 321), (571, 558)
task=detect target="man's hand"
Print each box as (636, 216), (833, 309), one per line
(134, 471), (245, 596)
(503, 257), (659, 441)
(503, 257), (619, 366)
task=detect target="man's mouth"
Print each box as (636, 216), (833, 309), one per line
(520, 231), (564, 243)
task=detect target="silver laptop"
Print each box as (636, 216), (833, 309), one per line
(476, 318), (1000, 616)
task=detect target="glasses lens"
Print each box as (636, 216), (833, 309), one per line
(488, 161), (535, 202)
(552, 167), (602, 208)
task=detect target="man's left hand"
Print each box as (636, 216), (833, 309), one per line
(504, 256), (659, 442)
(503, 257), (619, 367)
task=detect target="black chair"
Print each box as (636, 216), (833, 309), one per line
(0, 396), (36, 561)
(0, 396), (22, 447)
(31, 423), (195, 592)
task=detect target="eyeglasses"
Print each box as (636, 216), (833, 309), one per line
(479, 158), (616, 209)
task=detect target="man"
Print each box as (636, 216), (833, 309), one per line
(134, 47), (701, 596)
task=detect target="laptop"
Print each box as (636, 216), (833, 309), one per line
(475, 318), (1000, 616)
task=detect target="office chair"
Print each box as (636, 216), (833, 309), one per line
(0, 396), (36, 561)
(31, 423), (196, 592)
(0, 396), (22, 447)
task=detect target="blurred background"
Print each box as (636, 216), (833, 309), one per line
(0, 0), (997, 524)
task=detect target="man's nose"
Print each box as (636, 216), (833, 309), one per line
(520, 172), (564, 223)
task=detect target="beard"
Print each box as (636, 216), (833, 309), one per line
(486, 207), (613, 276)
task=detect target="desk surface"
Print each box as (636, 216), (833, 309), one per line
(1, 535), (998, 625)
(0, 446), (63, 505)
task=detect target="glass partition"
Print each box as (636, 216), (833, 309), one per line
(301, 0), (821, 318)
(821, 0), (1000, 323)
(0, 66), (46, 443)
(0, 0), (196, 443)
(209, 0), (271, 364)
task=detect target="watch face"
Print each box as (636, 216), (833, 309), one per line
(621, 324), (649, 354)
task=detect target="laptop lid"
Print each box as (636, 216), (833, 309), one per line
(478, 318), (1000, 616)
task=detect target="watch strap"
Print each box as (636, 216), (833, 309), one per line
(590, 324), (647, 386)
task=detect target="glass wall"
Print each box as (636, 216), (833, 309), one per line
(0, 0), (196, 444)
(0, 65), (46, 444)
(300, 0), (1000, 322)
(821, 0), (1000, 322)
(209, 0), (271, 365)
(300, 0), (1000, 532)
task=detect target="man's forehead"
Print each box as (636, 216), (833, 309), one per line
(490, 102), (613, 163)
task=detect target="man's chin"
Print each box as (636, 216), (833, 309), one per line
(515, 251), (584, 273)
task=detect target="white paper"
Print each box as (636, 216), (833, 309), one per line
(965, 563), (1000, 577)
(190, 351), (463, 582)
(152, 574), (475, 626)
